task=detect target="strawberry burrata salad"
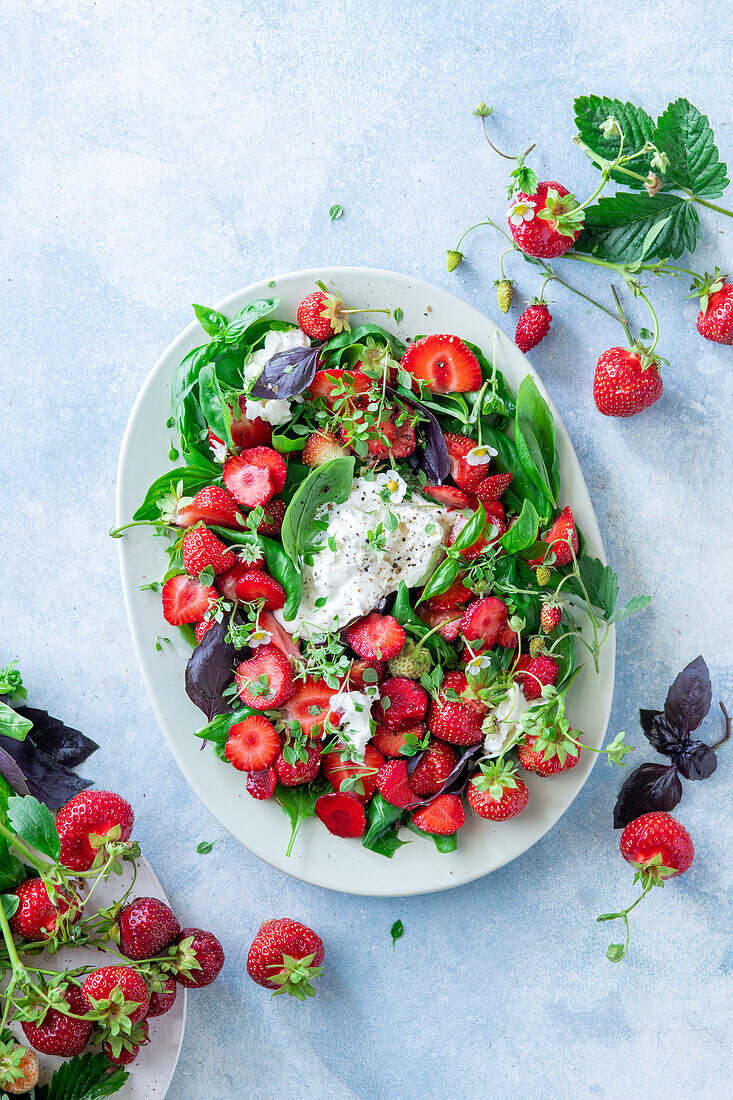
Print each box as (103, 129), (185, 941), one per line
(116, 282), (628, 857)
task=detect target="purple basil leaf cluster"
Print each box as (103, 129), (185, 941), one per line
(386, 387), (450, 484)
(613, 656), (721, 829)
(250, 345), (322, 401)
(185, 621), (239, 720)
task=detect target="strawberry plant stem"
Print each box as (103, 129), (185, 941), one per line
(0, 821), (53, 873)
(480, 116), (535, 161)
(609, 285), (634, 345)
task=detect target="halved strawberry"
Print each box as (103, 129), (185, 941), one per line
(346, 613), (405, 661)
(239, 447), (287, 494)
(315, 791), (366, 838)
(364, 415), (416, 459)
(302, 430), (349, 467)
(274, 744), (321, 786)
(230, 398), (273, 450)
(409, 740), (458, 797)
(235, 645), (295, 709)
(370, 723), (424, 757)
(459, 596), (509, 648)
(443, 433), (485, 490)
(421, 484), (477, 510)
(281, 677), (338, 738)
(400, 335), (482, 394)
(474, 473), (513, 504)
(216, 555), (265, 600)
(416, 606), (462, 641)
(195, 620), (215, 644)
(427, 670), (486, 745)
(223, 456), (275, 508)
(257, 498), (286, 536)
(345, 658), (386, 690)
(498, 625), (519, 648)
(161, 575), (218, 625)
(375, 678), (429, 730)
(540, 506), (578, 566)
(225, 716), (280, 772)
(257, 611), (302, 661)
(375, 759), (418, 808)
(321, 743), (385, 802)
(411, 793), (465, 835)
(447, 504), (506, 559)
(175, 487), (244, 528)
(307, 369), (372, 409)
(234, 571), (286, 611)
(182, 527), (236, 576)
(246, 766), (277, 799)
(421, 574), (470, 610)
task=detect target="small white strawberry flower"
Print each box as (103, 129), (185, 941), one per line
(375, 470), (407, 504)
(466, 653), (492, 676)
(465, 444), (498, 466)
(507, 197), (536, 225)
(599, 115), (622, 139)
(248, 627), (272, 648)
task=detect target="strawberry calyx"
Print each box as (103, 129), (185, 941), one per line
(313, 281), (390, 335)
(470, 757), (520, 800)
(536, 187), (585, 238)
(267, 951), (323, 1001)
(628, 853), (679, 889)
(686, 267), (731, 313)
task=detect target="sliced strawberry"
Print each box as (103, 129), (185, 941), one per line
(400, 335), (482, 394)
(223, 456), (275, 509)
(375, 759), (418, 808)
(307, 369), (372, 409)
(281, 677), (338, 739)
(411, 793), (465, 835)
(234, 645), (295, 710)
(161, 575), (218, 626)
(371, 723), (424, 757)
(195, 620), (215, 644)
(321, 742), (385, 802)
(346, 613), (405, 661)
(302, 430), (350, 467)
(239, 447), (287, 494)
(175, 486), (244, 528)
(229, 398), (273, 450)
(447, 504), (506, 559)
(257, 499), (286, 536)
(315, 791), (367, 838)
(443, 433), (485, 490)
(375, 677), (429, 730)
(421, 574), (470, 610)
(459, 596), (509, 648)
(410, 740), (458, 797)
(246, 766), (277, 799)
(474, 473), (513, 504)
(541, 506), (578, 566)
(416, 606), (462, 641)
(427, 670), (486, 745)
(257, 611), (302, 661)
(498, 625), (519, 648)
(216, 555), (265, 600)
(182, 527), (236, 576)
(274, 744), (321, 786)
(421, 484), (477, 510)
(234, 571), (286, 611)
(345, 658), (386, 690)
(225, 716), (280, 771)
(363, 414), (416, 459)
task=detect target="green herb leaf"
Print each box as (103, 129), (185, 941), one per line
(607, 593), (652, 625)
(35, 1051), (129, 1099)
(0, 659), (27, 701)
(132, 460), (222, 521)
(223, 297), (281, 345)
(281, 457), (355, 563)
(514, 377), (560, 506)
(393, 307), (404, 324)
(196, 839), (219, 854)
(390, 918), (404, 947)
(198, 363), (234, 450)
(499, 498), (539, 554)
(574, 95), (656, 188)
(7, 794), (60, 861)
(260, 536), (303, 621)
(392, 583), (458, 669)
(0, 700), (32, 742)
(192, 303), (227, 337)
(451, 502), (487, 553)
(328, 203), (344, 221)
(576, 192), (700, 262)
(564, 554), (618, 618)
(275, 779), (330, 857)
(0, 892), (19, 919)
(479, 424), (552, 525)
(653, 98), (729, 200)
(362, 793), (408, 858)
(418, 557), (461, 604)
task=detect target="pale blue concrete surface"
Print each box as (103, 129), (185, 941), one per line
(1, 1), (732, 1097)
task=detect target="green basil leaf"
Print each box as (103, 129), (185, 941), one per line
(576, 192), (700, 262)
(574, 95), (657, 189)
(192, 303), (227, 337)
(133, 461), (222, 521)
(391, 583), (458, 669)
(418, 557), (460, 604)
(224, 297), (281, 345)
(514, 377), (560, 506)
(362, 793), (408, 858)
(271, 432), (308, 453)
(281, 457), (355, 562)
(405, 819), (457, 853)
(492, 556), (540, 634)
(462, 339), (516, 417)
(7, 794), (60, 861)
(0, 701), (32, 742)
(451, 502), (487, 552)
(275, 779), (330, 857)
(499, 498), (539, 555)
(260, 537), (303, 622)
(198, 363), (234, 450)
(322, 324), (405, 365)
(653, 98), (729, 200)
(479, 424), (552, 525)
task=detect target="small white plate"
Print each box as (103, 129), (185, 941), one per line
(116, 267), (615, 897)
(10, 855), (186, 1096)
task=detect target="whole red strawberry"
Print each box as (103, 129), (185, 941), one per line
(182, 526), (236, 576)
(297, 287), (353, 340)
(103, 1019), (149, 1066)
(620, 812), (694, 881)
(517, 732), (580, 776)
(692, 270), (733, 344)
(520, 655), (559, 701)
(508, 181), (582, 258)
(593, 347), (663, 417)
(56, 790), (134, 872)
(146, 976), (178, 1017)
(118, 896), (181, 961)
(10, 878), (81, 941)
(81, 965), (149, 1025)
(515, 301), (552, 353)
(247, 918), (324, 999)
(467, 760), (529, 820)
(21, 985), (92, 1057)
(174, 927), (225, 988)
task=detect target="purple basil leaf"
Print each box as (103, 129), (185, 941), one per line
(185, 621), (239, 720)
(9, 704), (98, 767)
(613, 762), (683, 829)
(664, 655), (711, 735)
(0, 745), (30, 797)
(386, 387), (450, 483)
(675, 740), (718, 781)
(0, 733), (92, 809)
(639, 709), (685, 757)
(408, 744), (483, 808)
(250, 346), (321, 401)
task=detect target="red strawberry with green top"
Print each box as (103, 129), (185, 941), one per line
(427, 670), (487, 745)
(321, 742), (385, 802)
(274, 743), (321, 786)
(315, 791), (366, 837)
(691, 269), (733, 344)
(235, 645), (295, 710)
(56, 790), (134, 872)
(281, 676), (337, 739)
(346, 613), (406, 661)
(593, 347), (663, 417)
(182, 526), (236, 576)
(146, 977), (177, 1018)
(22, 985), (91, 1056)
(474, 473), (513, 504)
(515, 301), (552, 353)
(302, 429), (350, 466)
(375, 759), (418, 808)
(257, 497), (286, 536)
(297, 287), (362, 339)
(400, 334), (482, 393)
(162, 574), (218, 625)
(370, 723), (423, 757)
(376, 677), (428, 730)
(103, 1018), (148, 1065)
(517, 730), (579, 776)
(541, 603), (562, 633)
(234, 570), (286, 611)
(421, 484), (477, 510)
(174, 927), (225, 988)
(81, 965), (149, 1025)
(459, 596), (509, 649)
(443, 433), (485, 490)
(619, 812), (694, 880)
(175, 486), (244, 528)
(225, 716), (281, 771)
(118, 897), (181, 961)
(508, 181), (581, 259)
(409, 740), (458, 798)
(521, 655), (559, 701)
(246, 766), (277, 800)
(467, 760), (529, 820)
(411, 793), (465, 835)
(10, 878), (80, 941)
(246, 918), (324, 997)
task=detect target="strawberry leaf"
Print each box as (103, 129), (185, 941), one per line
(7, 794), (60, 860)
(34, 1052), (128, 1099)
(574, 95), (656, 188)
(653, 98), (729, 200)
(576, 192), (700, 261)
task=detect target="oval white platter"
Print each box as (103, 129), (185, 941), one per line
(10, 855), (186, 1096)
(116, 267), (615, 897)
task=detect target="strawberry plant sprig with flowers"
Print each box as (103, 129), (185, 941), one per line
(448, 95), (732, 417)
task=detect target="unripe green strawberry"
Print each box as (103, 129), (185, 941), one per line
(529, 635), (545, 658)
(494, 279), (514, 313)
(387, 642), (431, 680)
(446, 250), (464, 273)
(535, 566), (551, 586)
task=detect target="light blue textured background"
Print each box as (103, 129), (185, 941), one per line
(1, 2), (732, 1096)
